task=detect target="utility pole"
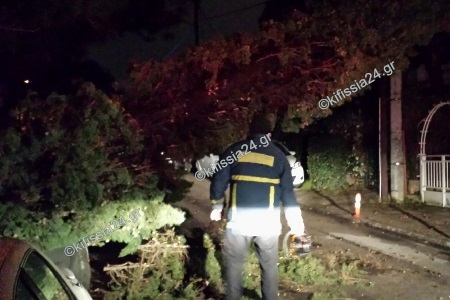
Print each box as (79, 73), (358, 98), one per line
(193, 0), (200, 46)
(379, 77), (390, 201)
(390, 71), (406, 202)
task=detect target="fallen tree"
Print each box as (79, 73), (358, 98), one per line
(0, 83), (185, 256)
(121, 0), (450, 159)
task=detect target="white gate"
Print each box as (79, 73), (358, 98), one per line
(419, 155), (450, 207)
(419, 101), (450, 207)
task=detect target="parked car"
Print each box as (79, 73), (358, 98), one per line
(44, 246), (91, 291)
(271, 141), (305, 188)
(195, 153), (220, 175)
(195, 140), (305, 187)
(0, 237), (92, 300)
(161, 152), (192, 172)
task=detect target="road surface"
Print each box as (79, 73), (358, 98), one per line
(177, 174), (450, 299)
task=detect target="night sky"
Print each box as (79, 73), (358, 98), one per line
(87, 0), (265, 79)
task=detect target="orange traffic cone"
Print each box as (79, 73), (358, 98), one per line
(353, 193), (361, 218)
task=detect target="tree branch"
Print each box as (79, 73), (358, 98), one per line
(255, 53), (280, 63)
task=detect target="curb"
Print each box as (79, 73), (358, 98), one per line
(359, 218), (450, 252)
(304, 205), (450, 252)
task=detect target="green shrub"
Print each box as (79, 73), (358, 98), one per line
(0, 185), (185, 256)
(103, 233), (367, 299)
(278, 255), (332, 286)
(241, 248), (365, 298)
(103, 230), (200, 300)
(299, 179), (312, 190)
(204, 234), (224, 294)
(0, 83), (144, 210)
(164, 176), (194, 203)
(307, 136), (350, 190)
(0, 83), (185, 254)
(243, 251), (333, 295)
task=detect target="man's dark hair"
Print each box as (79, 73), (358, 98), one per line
(249, 114), (273, 135)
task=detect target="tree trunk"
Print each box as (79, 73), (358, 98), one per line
(390, 71), (406, 202)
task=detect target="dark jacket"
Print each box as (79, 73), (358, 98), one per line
(210, 134), (305, 236)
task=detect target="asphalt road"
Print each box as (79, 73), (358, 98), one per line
(299, 200), (450, 299)
(303, 208), (450, 276)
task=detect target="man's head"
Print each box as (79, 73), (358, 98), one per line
(249, 114), (273, 135)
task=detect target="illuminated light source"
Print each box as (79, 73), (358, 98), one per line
(353, 193), (361, 218)
(24, 80), (29, 84)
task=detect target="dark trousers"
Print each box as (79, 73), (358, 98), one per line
(223, 230), (279, 300)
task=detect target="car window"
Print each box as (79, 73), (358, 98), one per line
(272, 141), (291, 156)
(16, 277), (38, 300)
(18, 251), (72, 300)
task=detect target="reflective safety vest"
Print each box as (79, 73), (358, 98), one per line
(210, 134), (304, 236)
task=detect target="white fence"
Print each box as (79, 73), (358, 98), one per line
(419, 155), (450, 207)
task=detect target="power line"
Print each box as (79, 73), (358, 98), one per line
(163, 27), (193, 59)
(199, 6), (218, 34)
(163, 0), (270, 59)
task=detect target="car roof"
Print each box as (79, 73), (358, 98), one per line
(0, 238), (33, 299)
(0, 237), (86, 300)
(271, 140), (291, 156)
(0, 237), (32, 268)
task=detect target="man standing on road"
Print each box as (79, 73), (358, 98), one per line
(209, 114), (307, 300)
